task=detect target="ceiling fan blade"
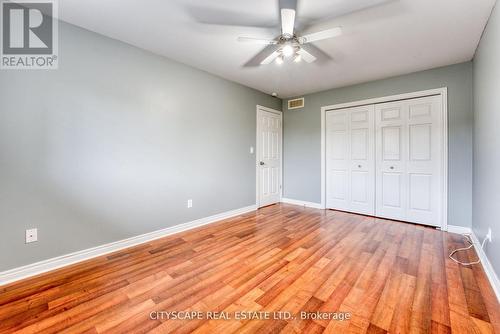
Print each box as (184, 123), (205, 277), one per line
(279, 0), (297, 35)
(300, 27), (342, 44)
(297, 48), (317, 63)
(243, 44), (280, 67)
(237, 37), (277, 45)
(281, 8), (296, 36)
(261, 50), (281, 65)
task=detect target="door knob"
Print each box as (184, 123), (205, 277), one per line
(358, 165), (362, 168)
(260, 161), (265, 166)
(390, 166), (395, 170)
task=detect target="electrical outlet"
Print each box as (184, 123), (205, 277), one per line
(26, 228), (38, 243)
(486, 228), (492, 243)
(187, 199), (193, 208)
(250, 146), (254, 154)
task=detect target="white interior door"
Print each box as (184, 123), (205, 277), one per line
(375, 95), (443, 226)
(326, 105), (375, 215)
(257, 107), (282, 207)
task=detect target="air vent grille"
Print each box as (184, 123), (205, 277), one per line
(288, 98), (304, 110)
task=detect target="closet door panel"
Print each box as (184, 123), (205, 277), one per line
(326, 106), (375, 215)
(375, 95), (443, 226)
(349, 106), (375, 215)
(406, 96), (443, 226)
(326, 111), (350, 211)
(375, 102), (407, 220)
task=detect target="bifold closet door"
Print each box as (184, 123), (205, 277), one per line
(326, 105), (375, 215)
(375, 95), (443, 227)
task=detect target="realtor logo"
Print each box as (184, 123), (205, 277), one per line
(1, 0), (58, 69)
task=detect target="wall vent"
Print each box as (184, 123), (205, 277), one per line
(288, 98), (305, 110)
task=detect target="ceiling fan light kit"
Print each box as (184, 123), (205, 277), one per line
(237, 1), (342, 66)
(282, 44), (295, 57)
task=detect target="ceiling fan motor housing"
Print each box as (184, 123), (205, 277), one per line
(278, 36), (301, 56)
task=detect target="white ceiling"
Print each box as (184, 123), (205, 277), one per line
(59, 0), (496, 98)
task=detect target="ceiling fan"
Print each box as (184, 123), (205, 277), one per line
(237, 0), (342, 65)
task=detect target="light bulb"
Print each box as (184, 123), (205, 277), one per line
(282, 45), (294, 58)
(294, 54), (302, 63)
(275, 56), (284, 65)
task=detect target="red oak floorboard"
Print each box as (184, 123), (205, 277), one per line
(0, 204), (499, 333)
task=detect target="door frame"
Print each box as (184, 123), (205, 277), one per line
(320, 87), (449, 230)
(256, 105), (283, 208)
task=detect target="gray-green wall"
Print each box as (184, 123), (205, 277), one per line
(283, 62), (473, 228)
(473, 3), (500, 276)
(0, 22), (280, 271)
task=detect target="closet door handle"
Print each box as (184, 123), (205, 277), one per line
(390, 166), (395, 170)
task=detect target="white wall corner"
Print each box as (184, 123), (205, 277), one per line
(469, 232), (500, 303)
(281, 198), (324, 209)
(446, 225), (472, 235)
(447, 225), (500, 302)
(0, 204), (257, 287)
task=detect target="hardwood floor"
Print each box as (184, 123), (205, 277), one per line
(0, 204), (499, 333)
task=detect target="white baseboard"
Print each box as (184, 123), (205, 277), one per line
(281, 198), (324, 209)
(0, 205), (257, 287)
(446, 225), (500, 302)
(447, 225), (472, 234)
(469, 233), (500, 303)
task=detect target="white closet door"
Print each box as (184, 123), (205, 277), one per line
(375, 95), (443, 226)
(349, 107), (375, 214)
(406, 96), (443, 225)
(326, 105), (375, 215)
(375, 101), (407, 220)
(326, 110), (349, 211)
